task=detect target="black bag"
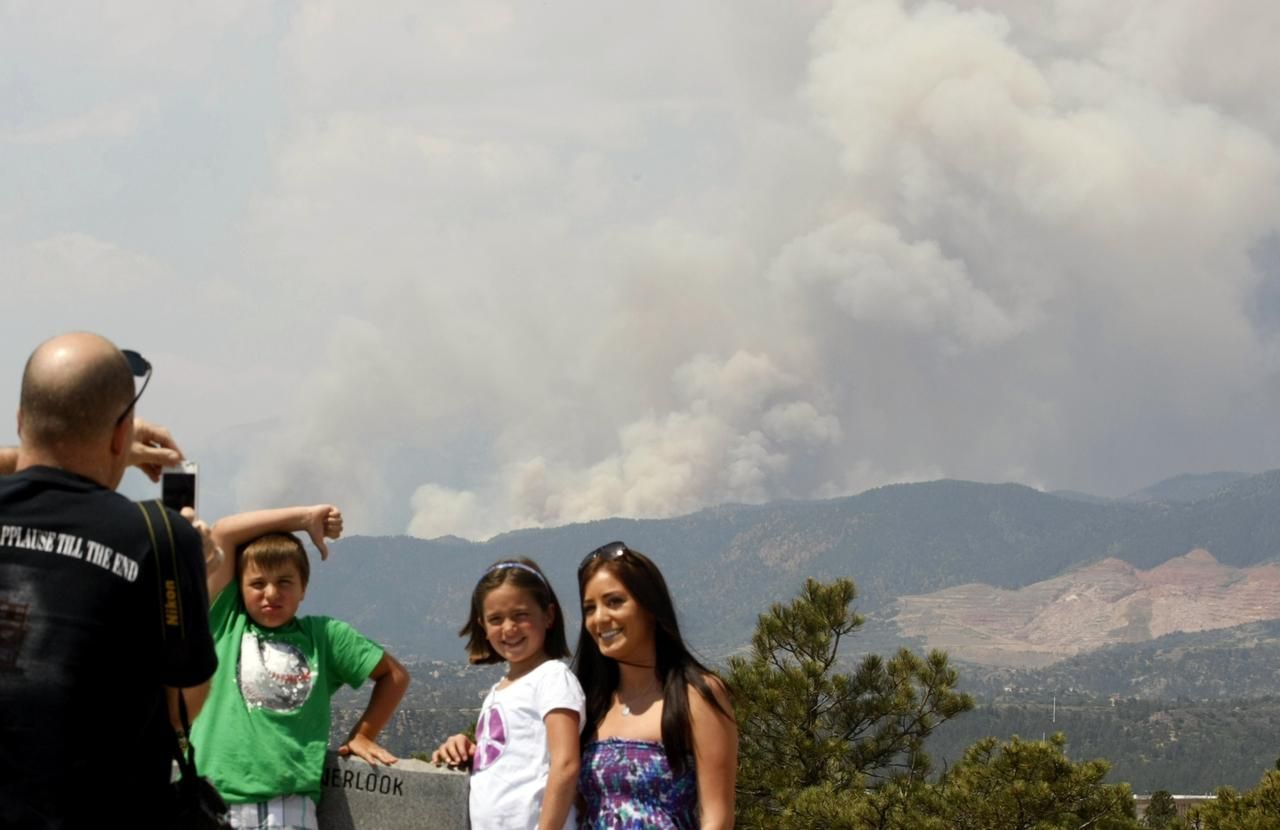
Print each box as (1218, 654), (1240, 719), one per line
(171, 693), (231, 829)
(137, 500), (230, 829)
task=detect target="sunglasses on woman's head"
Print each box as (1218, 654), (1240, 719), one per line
(578, 541), (631, 577)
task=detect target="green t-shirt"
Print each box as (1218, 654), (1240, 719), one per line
(191, 586), (384, 804)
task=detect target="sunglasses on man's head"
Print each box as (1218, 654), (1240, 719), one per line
(115, 349), (152, 426)
(578, 541), (631, 577)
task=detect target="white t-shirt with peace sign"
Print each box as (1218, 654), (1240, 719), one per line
(469, 659), (586, 830)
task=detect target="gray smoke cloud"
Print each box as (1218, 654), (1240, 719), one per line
(8, 2), (1274, 538)
(226, 0), (1280, 538)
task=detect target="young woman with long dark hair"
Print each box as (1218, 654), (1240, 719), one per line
(573, 541), (737, 829)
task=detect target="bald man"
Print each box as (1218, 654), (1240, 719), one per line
(0, 333), (217, 828)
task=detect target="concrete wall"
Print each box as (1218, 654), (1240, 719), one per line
(318, 753), (468, 830)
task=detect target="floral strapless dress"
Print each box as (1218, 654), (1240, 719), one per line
(578, 738), (697, 829)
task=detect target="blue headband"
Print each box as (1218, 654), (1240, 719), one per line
(482, 561), (548, 586)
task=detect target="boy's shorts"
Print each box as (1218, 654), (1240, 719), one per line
(227, 795), (319, 830)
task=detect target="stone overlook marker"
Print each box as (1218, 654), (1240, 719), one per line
(317, 753), (468, 830)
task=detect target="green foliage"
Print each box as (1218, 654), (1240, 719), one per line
(1145, 790), (1178, 828)
(774, 778), (952, 830)
(920, 733), (1140, 830)
(1180, 771), (1280, 829)
(728, 577), (973, 828)
(729, 577), (1154, 829)
(748, 735), (1143, 830)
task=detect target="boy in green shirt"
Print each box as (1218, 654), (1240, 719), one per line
(189, 505), (410, 829)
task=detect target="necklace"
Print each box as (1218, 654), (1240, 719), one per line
(618, 677), (660, 717)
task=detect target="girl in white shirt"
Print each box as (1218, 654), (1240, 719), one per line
(433, 558), (585, 830)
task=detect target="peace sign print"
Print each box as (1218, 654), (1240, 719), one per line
(472, 703), (508, 772)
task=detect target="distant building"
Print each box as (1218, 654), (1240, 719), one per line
(1133, 793), (1216, 818)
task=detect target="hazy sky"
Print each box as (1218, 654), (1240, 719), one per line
(4, 1), (1279, 539)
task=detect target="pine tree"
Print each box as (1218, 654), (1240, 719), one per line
(1182, 770), (1280, 829)
(921, 733), (1140, 829)
(727, 577), (973, 828)
(1145, 790), (1178, 828)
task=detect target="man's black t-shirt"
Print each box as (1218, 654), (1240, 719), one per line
(0, 466), (217, 828)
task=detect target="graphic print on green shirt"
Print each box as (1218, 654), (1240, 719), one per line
(239, 629), (316, 712)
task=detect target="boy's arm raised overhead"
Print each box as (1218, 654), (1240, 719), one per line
(207, 504), (343, 600)
(339, 651), (411, 766)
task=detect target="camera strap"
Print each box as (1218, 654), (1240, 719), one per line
(136, 500), (203, 766)
(137, 498), (188, 646)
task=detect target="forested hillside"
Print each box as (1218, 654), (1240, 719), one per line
(307, 471), (1280, 664)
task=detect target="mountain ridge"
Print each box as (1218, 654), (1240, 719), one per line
(303, 469), (1280, 669)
